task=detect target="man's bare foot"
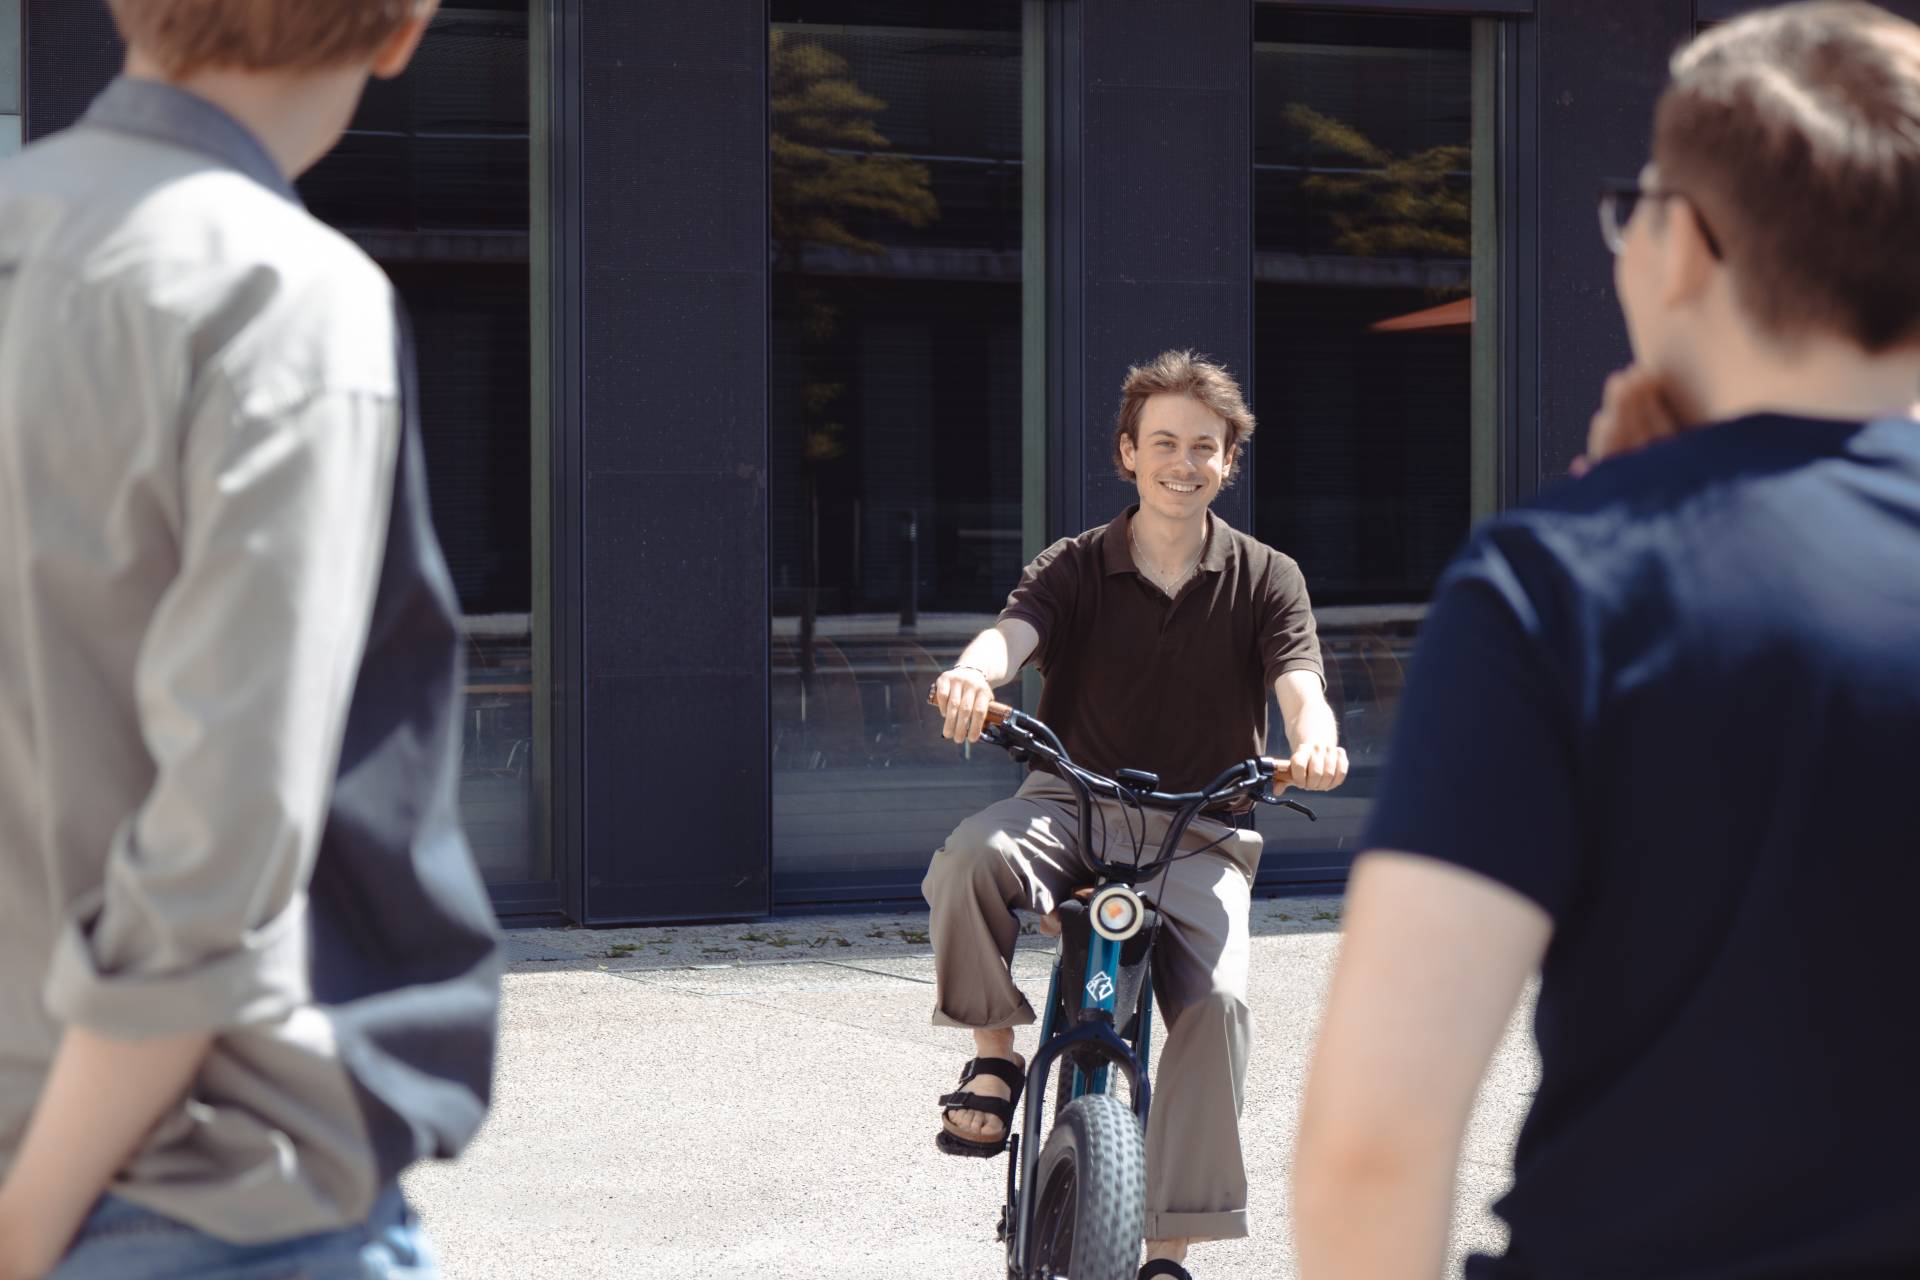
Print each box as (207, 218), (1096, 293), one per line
(943, 1027), (1024, 1145)
(1143, 1237), (1192, 1273)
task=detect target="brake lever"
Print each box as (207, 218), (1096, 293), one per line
(980, 721), (1022, 752)
(1257, 792), (1317, 821)
(980, 720), (1042, 766)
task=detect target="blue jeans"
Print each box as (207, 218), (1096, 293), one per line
(49, 1187), (435, 1280)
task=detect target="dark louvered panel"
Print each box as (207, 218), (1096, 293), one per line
(1252, 10), (1475, 605)
(391, 262), (532, 616)
(294, 10), (534, 619)
(300, 7), (529, 243)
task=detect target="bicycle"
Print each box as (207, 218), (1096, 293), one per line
(929, 692), (1315, 1280)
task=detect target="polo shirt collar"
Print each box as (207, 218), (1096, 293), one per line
(1101, 508), (1138, 576)
(1102, 505), (1230, 576)
(1199, 512), (1231, 572)
(81, 76), (300, 206)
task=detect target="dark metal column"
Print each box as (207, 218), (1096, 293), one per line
(21, 0), (119, 141)
(1529, 0), (1694, 485)
(1049, 0), (1254, 538)
(568, 0), (770, 922)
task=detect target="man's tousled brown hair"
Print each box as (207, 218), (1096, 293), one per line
(1111, 350), (1256, 486)
(107, 0), (432, 78)
(1656, 1), (1920, 351)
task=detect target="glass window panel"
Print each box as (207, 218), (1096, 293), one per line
(769, 2), (1029, 901)
(299, 4), (542, 885)
(1253, 9), (1486, 861)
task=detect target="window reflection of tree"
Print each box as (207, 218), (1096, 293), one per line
(1284, 103), (1470, 301)
(769, 31), (938, 679)
(1266, 102), (1469, 768)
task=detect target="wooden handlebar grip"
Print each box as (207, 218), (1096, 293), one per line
(926, 685), (1012, 726)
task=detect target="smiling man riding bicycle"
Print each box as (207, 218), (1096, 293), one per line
(924, 350), (1347, 1280)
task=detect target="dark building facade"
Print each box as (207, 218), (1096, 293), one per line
(19, 0), (1899, 924)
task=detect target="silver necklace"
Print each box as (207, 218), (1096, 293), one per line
(1130, 526), (1201, 596)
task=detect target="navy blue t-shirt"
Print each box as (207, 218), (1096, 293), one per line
(1363, 414), (1920, 1279)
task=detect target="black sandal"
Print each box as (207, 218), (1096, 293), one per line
(935, 1056), (1025, 1158)
(1139, 1263), (1193, 1279)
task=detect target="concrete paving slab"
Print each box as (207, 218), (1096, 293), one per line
(504, 897), (1343, 975)
(619, 960), (929, 998)
(404, 899), (1536, 1279)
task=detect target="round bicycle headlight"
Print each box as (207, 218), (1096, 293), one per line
(1090, 885), (1144, 942)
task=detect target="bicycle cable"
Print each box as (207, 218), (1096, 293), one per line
(1133, 793), (1259, 1003)
(1046, 751), (1264, 921)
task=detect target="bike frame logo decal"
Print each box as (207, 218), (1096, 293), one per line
(1085, 971), (1115, 1003)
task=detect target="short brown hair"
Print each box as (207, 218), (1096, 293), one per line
(1111, 350), (1256, 485)
(107, 0), (431, 77)
(1655, 1), (1920, 350)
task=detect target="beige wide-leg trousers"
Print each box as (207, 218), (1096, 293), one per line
(921, 770), (1262, 1242)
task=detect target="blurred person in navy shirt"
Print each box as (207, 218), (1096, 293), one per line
(1292, 4), (1920, 1277)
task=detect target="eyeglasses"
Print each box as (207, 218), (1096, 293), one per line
(1598, 179), (1723, 258)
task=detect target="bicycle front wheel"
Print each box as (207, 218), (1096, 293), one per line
(1028, 1093), (1145, 1280)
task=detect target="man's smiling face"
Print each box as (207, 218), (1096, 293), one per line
(1119, 391), (1234, 520)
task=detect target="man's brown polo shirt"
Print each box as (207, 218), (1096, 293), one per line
(998, 505), (1324, 801)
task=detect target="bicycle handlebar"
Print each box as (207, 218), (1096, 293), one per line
(925, 685), (1314, 882)
(925, 688), (1306, 803)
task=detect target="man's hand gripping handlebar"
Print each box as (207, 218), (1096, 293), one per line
(929, 665), (1011, 744)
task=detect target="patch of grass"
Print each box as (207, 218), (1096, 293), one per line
(898, 928), (930, 945)
(604, 942), (639, 957)
(810, 935), (852, 948)
(1311, 910), (1340, 923)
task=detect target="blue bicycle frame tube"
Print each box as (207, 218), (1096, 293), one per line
(1069, 929), (1124, 1100)
(1133, 964), (1154, 1120)
(1034, 946), (1060, 1053)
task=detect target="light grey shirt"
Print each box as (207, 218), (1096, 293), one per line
(0, 79), (409, 1238)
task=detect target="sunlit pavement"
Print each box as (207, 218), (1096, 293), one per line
(402, 896), (1537, 1279)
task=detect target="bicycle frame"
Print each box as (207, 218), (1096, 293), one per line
(1006, 761), (1201, 1278)
(1011, 925), (1153, 1277)
(938, 696), (1316, 1280)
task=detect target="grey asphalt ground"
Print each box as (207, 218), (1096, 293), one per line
(401, 896), (1539, 1279)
